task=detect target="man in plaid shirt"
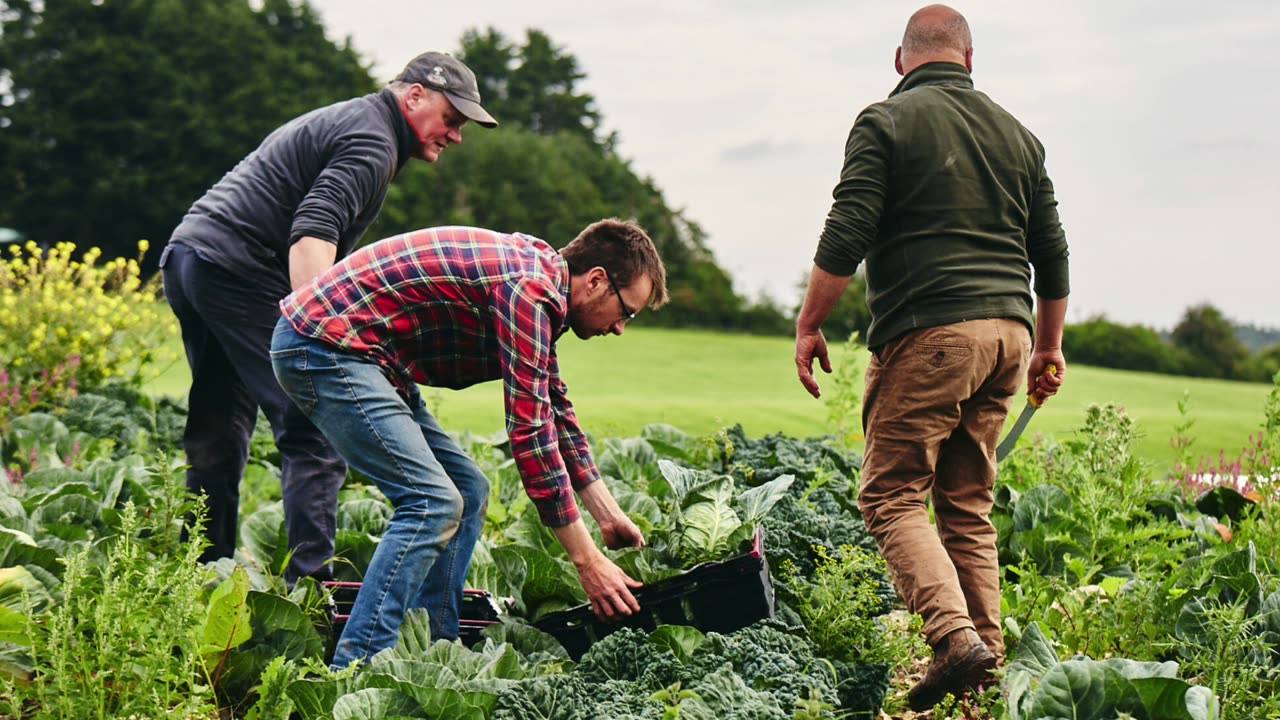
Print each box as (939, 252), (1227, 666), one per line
(271, 219), (667, 668)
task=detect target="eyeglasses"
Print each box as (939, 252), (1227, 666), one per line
(604, 269), (637, 322)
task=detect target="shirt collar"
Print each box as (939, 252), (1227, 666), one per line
(553, 253), (573, 340)
(889, 61), (974, 98)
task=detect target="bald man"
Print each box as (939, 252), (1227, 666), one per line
(795, 5), (1070, 711)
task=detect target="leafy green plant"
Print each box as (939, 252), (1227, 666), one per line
(928, 683), (1003, 720)
(650, 679), (701, 719)
(1005, 622), (1218, 720)
(780, 545), (903, 667)
(265, 609), (549, 720)
(23, 500), (219, 719)
(711, 424), (860, 487)
(650, 459), (793, 567)
(1174, 596), (1280, 720)
(505, 622), (846, 718)
(791, 685), (837, 719)
(245, 655), (302, 720)
(823, 331), (866, 451)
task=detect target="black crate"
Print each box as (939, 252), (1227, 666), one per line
(533, 526), (775, 660)
(323, 582), (503, 623)
(321, 583), (501, 660)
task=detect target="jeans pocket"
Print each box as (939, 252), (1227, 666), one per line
(270, 347), (319, 416)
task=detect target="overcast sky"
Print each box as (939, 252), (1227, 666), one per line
(307, 0), (1278, 330)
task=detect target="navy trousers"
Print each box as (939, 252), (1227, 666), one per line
(161, 243), (346, 582)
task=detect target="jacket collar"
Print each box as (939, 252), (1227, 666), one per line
(889, 62), (974, 98)
(378, 87), (420, 170)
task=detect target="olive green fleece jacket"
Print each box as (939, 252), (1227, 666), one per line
(815, 62), (1070, 349)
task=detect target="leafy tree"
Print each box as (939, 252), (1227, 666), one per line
(1242, 345), (1280, 383)
(0, 0), (373, 266)
(369, 27), (770, 330)
(1062, 315), (1186, 375)
(1171, 303), (1250, 379)
(458, 27), (602, 144)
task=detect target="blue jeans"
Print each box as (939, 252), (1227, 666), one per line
(269, 319), (489, 669)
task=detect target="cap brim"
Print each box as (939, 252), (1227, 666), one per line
(444, 92), (498, 128)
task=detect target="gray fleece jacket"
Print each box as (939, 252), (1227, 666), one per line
(166, 88), (419, 297)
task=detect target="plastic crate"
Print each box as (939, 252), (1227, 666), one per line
(321, 582), (501, 654)
(533, 526), (775, 660)
(323, 582), (502, 623)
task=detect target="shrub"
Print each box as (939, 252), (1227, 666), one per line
(0, 240), (177, 398)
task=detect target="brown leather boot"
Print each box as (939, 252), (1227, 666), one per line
(908, 628), (997, 711)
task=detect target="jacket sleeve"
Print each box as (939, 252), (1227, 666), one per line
(814, 104), (894, 277)
(1026, 146), (1070, 300)
(288, 130), (396, 248)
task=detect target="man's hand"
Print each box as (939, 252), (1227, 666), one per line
(1030, 295), (1069, 404)
(1028, 349), (1066, 403)
(553, 517), (643, 622)
(578, 479), (645, 550)
(795, 328), (832, 399)
(794, 265), (850, 399)
(600, 514), (645, 550)
(575, 551), (642, 622)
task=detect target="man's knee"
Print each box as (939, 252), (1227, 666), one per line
(459, 471), (490, 516)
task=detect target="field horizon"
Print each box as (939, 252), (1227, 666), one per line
(148, 326), (1274, 473)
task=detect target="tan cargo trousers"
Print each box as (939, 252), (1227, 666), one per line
(859, 318), (1029, 662)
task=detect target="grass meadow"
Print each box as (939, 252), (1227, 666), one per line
(149, 326), (1274, 472)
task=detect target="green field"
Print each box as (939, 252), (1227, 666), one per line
(149, 326), (1274, 471)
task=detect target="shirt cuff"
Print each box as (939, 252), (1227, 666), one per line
(813, 241), (860, 277)
(535, 495), (582, 528)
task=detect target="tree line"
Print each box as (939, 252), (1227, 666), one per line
(1062, 306), (1280, 383)
(2, 0), (1274, 381)
(0, 0), (780, 329)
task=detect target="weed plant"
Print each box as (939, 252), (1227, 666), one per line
(780, 544), (923, 669)
(0, 465), (219, 719)
(1038, 405), (1193, 575)
(999, 405), (1207, 662)
(1002, 553), (1186, 661)
(1174, 598), (1280, 720)
(823, 331), (866, 451)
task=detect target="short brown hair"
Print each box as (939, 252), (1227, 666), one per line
(561, 219), (669, 309)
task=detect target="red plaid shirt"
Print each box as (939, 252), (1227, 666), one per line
(279, 226), (599, 527)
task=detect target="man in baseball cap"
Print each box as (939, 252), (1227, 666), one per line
(395, 51), (498, 128)
(160, 49), (498, 590)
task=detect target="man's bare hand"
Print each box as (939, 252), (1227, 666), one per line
(576, 553), (642, 622)
(600, 515), (645, 550)
(795, 329), (832, 399)
(1028, 349), (1066, 404)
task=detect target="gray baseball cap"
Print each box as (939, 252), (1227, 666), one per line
(395, 51), (498, 128)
